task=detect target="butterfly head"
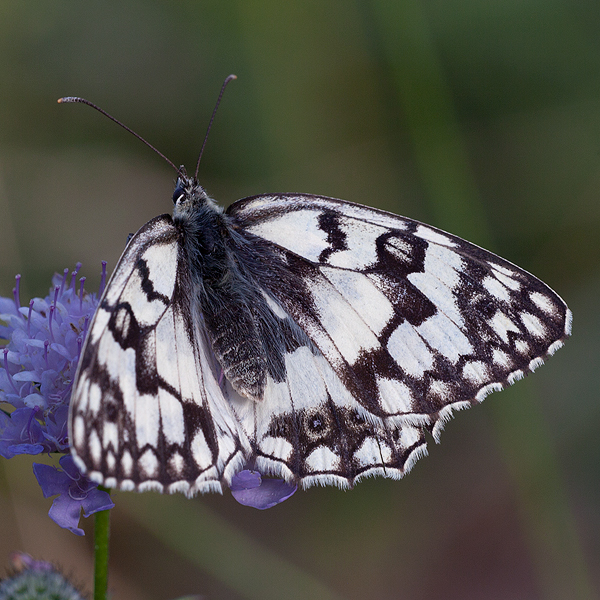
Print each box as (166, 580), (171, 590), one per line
(172, 168), (220, 223)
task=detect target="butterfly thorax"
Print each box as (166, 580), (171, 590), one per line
(172, 176), (229, 286)
(171, 175), (296, 403)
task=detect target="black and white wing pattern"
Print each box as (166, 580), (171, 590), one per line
(69, 213), (250, 496)
(69, 177), (571, 495)
(225, 194), (571, 487)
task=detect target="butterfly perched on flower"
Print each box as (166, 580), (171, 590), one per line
(65, 77), (571, 498)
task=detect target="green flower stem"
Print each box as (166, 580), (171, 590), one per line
(93, 488), (111, 600)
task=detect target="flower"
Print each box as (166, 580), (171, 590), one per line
(33, 455), (114, 536)
(230, 469), (297, 509)
(0, 265), (104, 456)
(0, 265), (110, 534)
(0, 552), (86, 600)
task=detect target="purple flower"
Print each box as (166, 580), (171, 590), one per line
(33, 455), (114, 536)
(1, 552), (86, 599)
(230, 469), (297, 509)
(0, 266), (112, 534)
(0, 265), (104, 456)
(0, 407), (46, 458)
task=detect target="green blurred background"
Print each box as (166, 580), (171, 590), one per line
(0, 1), (598, 599)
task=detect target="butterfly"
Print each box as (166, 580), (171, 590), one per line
(66, 81), (571, 497)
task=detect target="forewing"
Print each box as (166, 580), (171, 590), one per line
(69, 215), (249, 496)
(228, 194), (571, 454)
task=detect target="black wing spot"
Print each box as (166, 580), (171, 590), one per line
(136, 258), (171, 304)
(109, 303), (138, 348)
(318, 210), (348, 263)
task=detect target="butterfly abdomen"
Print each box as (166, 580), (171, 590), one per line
(202, 293), (269, 401)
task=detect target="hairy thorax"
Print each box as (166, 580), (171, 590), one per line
(174, 196), (271, 402)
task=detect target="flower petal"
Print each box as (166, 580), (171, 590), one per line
(230, 469), (262, 491)
(80, 487), (115, 517)
(0, 407), (46, 457)
(59, 454), (85, 479)
(48, 493), (85, 536)
(7, 443), (44, 456)
(33, 462), (69, 498)
(232, 477), (297, 509)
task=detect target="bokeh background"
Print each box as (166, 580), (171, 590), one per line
(0, 1), (598, 599)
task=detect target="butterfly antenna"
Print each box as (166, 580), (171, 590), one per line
(195, 74), (237, 180)
(57, 96), (180, 174)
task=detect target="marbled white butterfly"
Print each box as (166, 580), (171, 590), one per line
(65, 78), (571, 497)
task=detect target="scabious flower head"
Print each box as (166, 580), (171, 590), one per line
(0, 552), (86, 600)
(0, 265), (104, 457)
(0, 265), (113, 534)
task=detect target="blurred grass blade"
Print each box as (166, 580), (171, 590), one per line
(363, 0), (489, 242)
(492, 382), (596, 600)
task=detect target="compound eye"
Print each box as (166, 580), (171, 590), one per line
(172, 185), (185, 204)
